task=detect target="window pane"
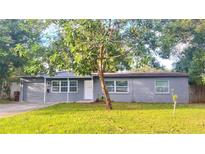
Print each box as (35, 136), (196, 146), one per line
(156, 81), (168, 87)
(116, 87), (128, 92)
(52, 81), (59, 86)
(70, 87), (77, 92)
(61, 81), (68, 86)
(52, 87), (59, 92)
(156, 87), (168, 93)
(116, 81), (128, 86)
(105, 81), (114, 87)
(107, 87), (114, 92)
(61, 87), (68, 92)
(70, 80), (77, 87)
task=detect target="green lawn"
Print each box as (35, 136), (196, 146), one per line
(0, 99), (14, 104)
(0, 102), (205, 134)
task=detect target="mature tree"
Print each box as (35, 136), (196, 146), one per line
(123, 20), (164, 69)
(175, 47), (205, 85)
(3, 19), (166, 108)
(159, 19), (205, 85)
(0, 19), (171, 102)
(53, 20), (132, 109)
(0, 19), (45, 97)
(44, 19), (167, 109)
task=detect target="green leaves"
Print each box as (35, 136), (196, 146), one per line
(166, 20), (205, 85)
(187, 49), (205, 85)
(0, 19), (46, 86)
(57, 20), (128, 75)
(24, 60), (44, 75)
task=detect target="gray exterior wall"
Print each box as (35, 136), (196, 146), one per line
(20, 78), (44, 103)
(20, 76), (189, 103)
(93, 77), (189, 103)
(20, 78), (86, 103)
(45, 79), (85, 102)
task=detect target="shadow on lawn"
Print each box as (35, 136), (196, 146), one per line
(31, 102), (205, 116)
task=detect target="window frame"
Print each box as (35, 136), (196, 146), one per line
(60, 80), (69, 93)
(155, 80), (170, 94)
(69, 80), (78, 93)
(51, 80), (78, 93)
(105, 80), (129, 93)
(51, 80), (60, 93)
(105, 81), (115, 93)
(115, 80), (129, 93)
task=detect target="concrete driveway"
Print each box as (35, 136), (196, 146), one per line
(0, 102), (57, 118)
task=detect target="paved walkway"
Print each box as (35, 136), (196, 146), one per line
(0, 102), (57, 118)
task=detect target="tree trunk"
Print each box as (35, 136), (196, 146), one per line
(98, 70), (112, 109)
(98, 45), (112, 110)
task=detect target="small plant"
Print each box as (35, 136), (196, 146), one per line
(171, 89), (178, 116)
(95, 95), (104, 103)
(101, 95), (104, 101)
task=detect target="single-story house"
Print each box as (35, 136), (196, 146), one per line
(19, 71), (189, 103)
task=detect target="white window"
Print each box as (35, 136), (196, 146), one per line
(61, 80), (68, 92)
(51, 80), (78, 93)
(105, 81), (115, 92)
(51, 81), (60, 92)
(105, 80), (128, 93)
(69, 80), (78, 93)
(155, 80), (169, 94)
(116, 81), (128, 92)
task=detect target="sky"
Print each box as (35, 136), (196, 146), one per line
(158, 42), (189, 70)
(41, 24), (60, 47)
(156, 57), (174, 70)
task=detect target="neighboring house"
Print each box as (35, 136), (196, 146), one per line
(10, 82), (20, 100)
(0, 82), (20, 100)
(19, 71), (189, 103)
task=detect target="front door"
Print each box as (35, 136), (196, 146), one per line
(84, 80), (93, 99)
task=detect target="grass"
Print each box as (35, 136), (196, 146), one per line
(0, 102), (205, 134)
(0, 99), (14, 104)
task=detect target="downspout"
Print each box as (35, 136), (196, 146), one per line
(43, 77), (46, 104)
(92, 75), (94, 102)
(20, 78), (23, 103)
(67, 78), (69, 103)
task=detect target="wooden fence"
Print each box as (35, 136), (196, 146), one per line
(189, 85), (205, 103)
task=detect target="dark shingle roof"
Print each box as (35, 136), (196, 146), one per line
(20, 71), (188, 79)
(41, 72), (91, 78)
(92, 72), (188, 78)
(20, 71), (91, 79)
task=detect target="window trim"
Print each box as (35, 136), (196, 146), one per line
(69, 80), (78, 93)
(105, 81), (115, 93)
(105, 80), (129, 93)
(155, 80), (170, 94)
(51, 80), (60, 93)
(51, 80), (78, 93)
(60, 80), (69, 93)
